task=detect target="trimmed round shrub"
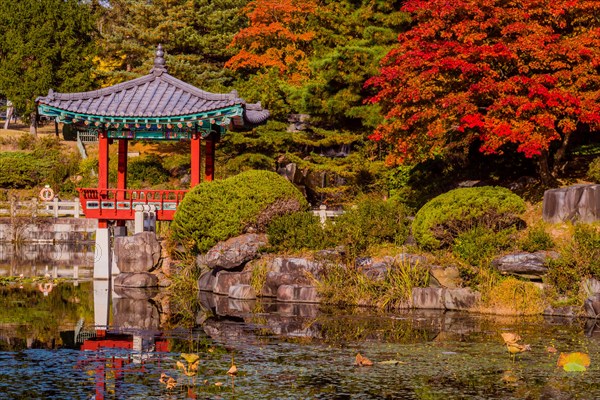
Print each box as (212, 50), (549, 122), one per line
(412, 186), (526, 250)
(171, 170), (308, 254)
(328, 197), (412, 258)
(267, 211), (330, 251)
(588, 157), (600, 183)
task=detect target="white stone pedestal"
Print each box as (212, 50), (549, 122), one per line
(94, 227), (112, 280)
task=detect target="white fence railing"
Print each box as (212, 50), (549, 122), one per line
(0, 198), (83, 218)
(311, 205), (344, 224)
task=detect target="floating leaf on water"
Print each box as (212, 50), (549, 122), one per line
(557, 352), (590, 371)
(227, 364), (238, 376)
(215, 382), (223, 387)
(159, 373), (168, 384)
(501, 333), (522, 345)
(506, 343), (531, 354)
(546, 346), (558, 353)
(181, 353), (200, 364)
(166, 377), (177, 390)
(189, 360), (200, 372)
(176, 360), (186, 371)
(377, 360), (404, 365)
(563, 362), (587, 372)
(355, 353), (374, 367)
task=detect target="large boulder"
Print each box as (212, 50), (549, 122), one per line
(270, 257), (323, 276)
(262, 271), (312, 297)
(114, 232), (161, 273)
(584, 294), (600, 318)
(492, 251), (559, 279)
(412, 287), (446, 309)
(277, 285), (320, 303)
(213, 271), (252, 295)
(205, 234), (268, 270)
(429, 265), (461, 288)
(114, 272), (159, 288)
(444, 288), (481, 311)
(543, 184), (600, 223)
(229, 284), (257, 300)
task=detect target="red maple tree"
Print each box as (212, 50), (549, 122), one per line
(225, 0), (316, 84)
(367, 0), (600, 181)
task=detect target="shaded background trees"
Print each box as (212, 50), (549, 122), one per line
(0, 0), (98, 133)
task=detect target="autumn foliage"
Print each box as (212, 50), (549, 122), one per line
(367, 0), (600, 173)
(225, 0), (317, 83)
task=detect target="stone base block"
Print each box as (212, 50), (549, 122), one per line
(229, 284), (257, 300)
(412, 287), (445, 309)
(114, 272), (158, 288)
(277, 285), (320, 303)
(213, 271), (252, 295)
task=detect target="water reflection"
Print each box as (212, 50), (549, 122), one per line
(0, 243), (94, 279)
(0, 282), (600, 399)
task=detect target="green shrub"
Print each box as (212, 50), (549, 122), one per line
(171, 170), (308, 254)
(267, 211), (330, 251)
(128, 155), (170, 187)
(17, 133), (36, 150)
(587, 157), (600, 183)
(412, 186), (526, 250)
(519, 224), (554, 252)
(224, 153), (275, 176)
(546, 223), (600, 296)
(453, 226), (515, 267)
(328, 196), (411, 259)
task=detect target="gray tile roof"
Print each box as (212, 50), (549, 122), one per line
(36, 46), (269, 127)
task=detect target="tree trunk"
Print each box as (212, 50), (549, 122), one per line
(3, 104), (13, 130)
(552, 133), (571, 175)
(538, 150), (555, 186)
(29, 112), (38, 136)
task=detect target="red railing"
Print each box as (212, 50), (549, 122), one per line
(77, 188), (188, 221)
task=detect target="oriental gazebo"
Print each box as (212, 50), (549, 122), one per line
(36, 45), (269, 278)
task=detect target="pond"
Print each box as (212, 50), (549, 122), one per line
(1, 279), (599, 399)
(0, 243), (94, 281)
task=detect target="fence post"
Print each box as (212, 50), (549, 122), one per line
(319, 205), (327, 225)
(74, 199), (80, 218)
(53, 197), (59, 218)
(31, 198), (38, 218)
(10, 197), (16, 218)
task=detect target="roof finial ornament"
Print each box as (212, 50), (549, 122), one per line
(152, 44), (167, 74)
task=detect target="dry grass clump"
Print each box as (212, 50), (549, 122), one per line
(478, 276), (546, 315)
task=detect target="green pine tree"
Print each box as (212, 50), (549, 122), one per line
(97, 0), (250, 91)
(0, 0), (97, 130)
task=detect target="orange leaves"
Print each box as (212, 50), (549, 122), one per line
(368, 0), (600, 166)
(557, 352), (591, 372)
(354, 353), (374, 367)
(226, 0), (316, 81)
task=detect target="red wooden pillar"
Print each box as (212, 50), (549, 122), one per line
(98, 130), (110, 228)
(190, 133), (202, 187)
(117, 139), (127, 197)
(204, 138), (215, 182)
(116, 139), (127, 227)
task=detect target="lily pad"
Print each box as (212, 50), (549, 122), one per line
(563, 362), (587, 372)
(557, 352), (590, 372)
